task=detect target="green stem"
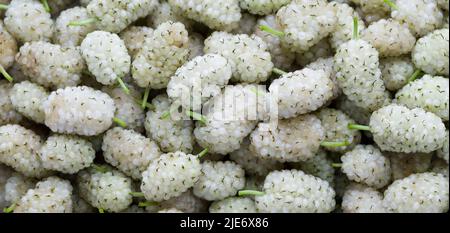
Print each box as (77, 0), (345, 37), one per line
(238, 190), (265, 197)
(348, 124), (371, 131)
(92, 164), (109, 173)
(408, 69), (423, 83)
(332, 163), (343, 168)
(0, 65), (13, 82)
(113, 117), (127, 128)
(98, 208), (105, 213)
(186, 110), (207, 125)
(40, 0), (51, 13)
(352, 16), (359, 40)
(272, 68), (287, 76)
(116, 77), (130, 95)
(321, 141), (350, 148)
(383, 0), (398, 10)
(197, 148), (209, 158)
(130, 192), (145, 198)
(68, 17), (97, 26)
(138, 201), (158, 207)
(0, 3), (8, 10)
(160, 111), (171, 120)
(259, 25), (285, 37)
(141, 86), (150, 109)
(3, 203), (15, 213)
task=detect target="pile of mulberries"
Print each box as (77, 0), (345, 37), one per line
(0, 0), (448, 214)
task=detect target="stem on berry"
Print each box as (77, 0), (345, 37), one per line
(68, 17), (97, 26)
(197, 148), (209, 158)
(3, 203), (15, 213)
(273, 68), (287, 76)
(113, 117), (127, 128)
(0, 65), (13, 82)
(161, 111), (172, 120)
(259, 25), (285, 37)
(408, 69), (423, 83)
(321, 140), (351, 148)
(383, 0), (398, 10)
(141, 86), (150, 110)
(92, 164), (109, 173)
(238, 190), (265, 197)
(130, 192), (145, 198)
(116, 77), (130, 95)
(138, 201), (158, 207)
(98, 208), (105, 213)
(186, 110), (207, 125)
(40, 0), (51, 13)
(348, 124), (371, 131)
(353, 17), (359, 40)
(332, 163), (343, 168)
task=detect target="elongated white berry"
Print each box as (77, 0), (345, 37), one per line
(341, 144), (391, 189)
(168, 0), (241, 31)
(276, 0), (337, 52)
(369, 104), (446, 153)
(395, 75), (449, 121)
(4, 0), (53, 43)
(362, 19), (416, 57)
(78, 165), (133, 212)
(412, 28), (449, 76)
(334, 38), (391, 111)
(383, 172), (449, 213)
(391, 0), (443, 36)
(43, 86), (116, 136)
(102, 127), (161, 180)
(193, 160), (245, 201)
(342, 183), (386, 213)
(132, 21), (190, 89)
(16, 41), (85, 89)
(269, 68), (334, 119)
(14, 176), (72, 213)
(81, 31), (131, 86)
(86, 0), (157, 33)
(250, 114), (325, 162)
(167, 54), (232, 111)
(254, 169), (335, 213)
(39, 134), (95, 174)
(0, 124), (50, 178)
(204, 31), (273, 84)
(141, 151), (201, 201)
